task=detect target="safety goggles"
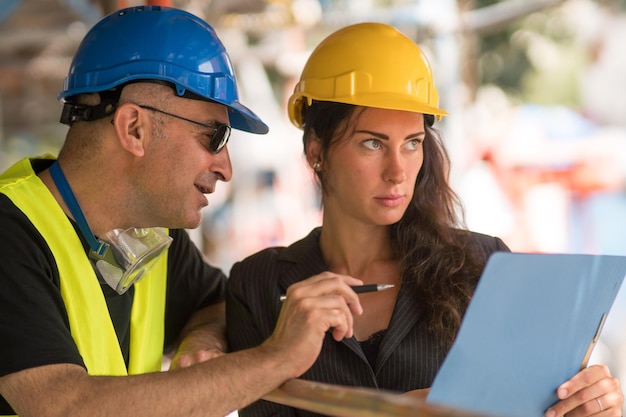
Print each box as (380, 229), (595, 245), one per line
(49, 161), (172, 295)
(139, 104), (231, 154)
(90, 227), (172, 295)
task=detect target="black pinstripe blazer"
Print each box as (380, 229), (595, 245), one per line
(226, 227), (509, 417)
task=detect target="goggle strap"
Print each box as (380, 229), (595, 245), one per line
(49, 160), (108, 254)
(59, 88), (122, 125)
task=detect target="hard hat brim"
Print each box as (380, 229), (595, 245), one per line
(288, 93), (448, 129)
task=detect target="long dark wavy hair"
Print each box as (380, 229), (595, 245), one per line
(301, 100), (485, 346)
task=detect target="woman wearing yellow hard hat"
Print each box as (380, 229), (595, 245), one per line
(226, 22), (623, 417)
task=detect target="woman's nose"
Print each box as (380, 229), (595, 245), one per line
(384, 151), (407, 184)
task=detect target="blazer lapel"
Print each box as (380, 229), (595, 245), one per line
(375, 283), (424, 371)
(276, 228), (326, 293)
(341, 334), (368, 359)
(275, 228), (367, 360)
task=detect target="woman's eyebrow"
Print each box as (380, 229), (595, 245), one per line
(355, 129), (426, 140)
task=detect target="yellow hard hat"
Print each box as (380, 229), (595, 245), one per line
(288, 22), (448, 129)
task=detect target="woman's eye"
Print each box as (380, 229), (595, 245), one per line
(406, 139), (423, 150)
(362, 139), (381, 150)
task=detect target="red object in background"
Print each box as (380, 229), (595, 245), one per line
(116, 0), (173, 7)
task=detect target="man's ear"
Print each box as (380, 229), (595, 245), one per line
(111, 103), (147, 157)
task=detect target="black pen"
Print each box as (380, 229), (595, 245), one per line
(279, 284), (394, 301)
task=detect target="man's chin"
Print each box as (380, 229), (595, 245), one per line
(182, 215), (203, 231)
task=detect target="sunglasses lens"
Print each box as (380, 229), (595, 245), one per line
(211, 124), (231, 153)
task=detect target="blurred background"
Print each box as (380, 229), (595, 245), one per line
(1, 0), (625, 404)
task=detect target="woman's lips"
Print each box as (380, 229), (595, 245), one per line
(375, 194), (404, 207)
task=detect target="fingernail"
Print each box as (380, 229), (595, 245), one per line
(545, 409), (555, 417)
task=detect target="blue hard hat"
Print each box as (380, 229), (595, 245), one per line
(59, 6), (268, 134)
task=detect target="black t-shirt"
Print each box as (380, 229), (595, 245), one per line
(0, 167), (227, 414)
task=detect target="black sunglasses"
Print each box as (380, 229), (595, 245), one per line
(138, 104), (231, 154)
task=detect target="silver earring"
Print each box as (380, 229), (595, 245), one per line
(313, 161), (321, 171)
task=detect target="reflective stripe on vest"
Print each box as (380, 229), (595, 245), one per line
(0, 157), (167, 380)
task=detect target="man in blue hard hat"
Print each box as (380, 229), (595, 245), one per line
(0, 6), (363, 417)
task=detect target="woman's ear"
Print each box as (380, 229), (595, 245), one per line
(305, 136), (322, 171)
(111, 103), (147, 157)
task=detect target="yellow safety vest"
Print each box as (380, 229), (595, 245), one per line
(0, 157), (167, 415)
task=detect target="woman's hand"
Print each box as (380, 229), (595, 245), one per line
(262, 272), (364, 377)
(545, 364), (623, 417)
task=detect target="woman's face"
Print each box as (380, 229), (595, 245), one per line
(320, 106), (425, 227)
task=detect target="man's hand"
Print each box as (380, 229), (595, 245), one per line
(169, 302), (227, 370)
(169, 334), (226, 369)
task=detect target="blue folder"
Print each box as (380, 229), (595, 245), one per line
(427, 252), (626, 417)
